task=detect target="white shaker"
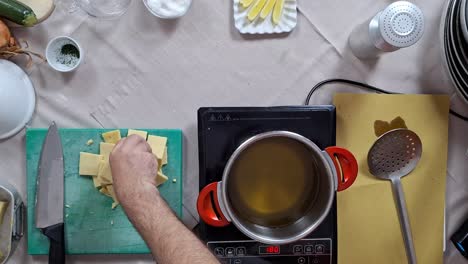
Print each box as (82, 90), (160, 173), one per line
(349, 1), (425, 59)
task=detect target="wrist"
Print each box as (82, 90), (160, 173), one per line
(118, 183), (160, 209)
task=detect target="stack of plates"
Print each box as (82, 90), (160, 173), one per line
(442, 0), (468, 103)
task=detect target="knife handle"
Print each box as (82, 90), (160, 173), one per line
(43, 223), (65, 264)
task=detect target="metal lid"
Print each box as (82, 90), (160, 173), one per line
(379, 1), (425, 48)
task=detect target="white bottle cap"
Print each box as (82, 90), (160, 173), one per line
(371, 1), (425, 51)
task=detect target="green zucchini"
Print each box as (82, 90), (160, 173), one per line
(0, 0), (37, 27)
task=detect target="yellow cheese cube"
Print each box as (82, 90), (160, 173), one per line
(127, 129), (148, 140)
(100, 186), (111, 197)
(0, 201), (8, 225)
(106, 185), (118, 203)
(93, 176), (103, 189)
(147, 135), (167, 162)
(162, 147), (168, 165)
(102, 130), (121, 144)
(79, 152), (104, 176)
(156, 170), (169, 187)
(100, 142), (115, 160)
(97, 160), (113, 185)
(80, 131), (171, 211)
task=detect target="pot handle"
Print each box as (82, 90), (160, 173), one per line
(325, 147), (358, 191)
(197, 182), (230, 227)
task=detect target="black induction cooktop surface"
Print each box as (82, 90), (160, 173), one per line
(198, 106), (337, 264)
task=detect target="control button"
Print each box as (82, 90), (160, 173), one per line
(236, 247), (246, 256)
(226, 247), (235, 257)
(214, 247), (225, 257)
(313, 259), (319, 264)
(233, 259), (242, 264)
(298, 257), (306, 264)
(305, 245), (314, 254)
(293, 245), (303, 254)
(315, 244), (325, 254)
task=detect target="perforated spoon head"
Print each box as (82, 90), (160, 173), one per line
(367, 129), (422, 180)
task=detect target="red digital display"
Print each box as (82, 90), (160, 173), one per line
(259, 245), (280, 255)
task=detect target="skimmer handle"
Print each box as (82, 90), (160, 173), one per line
(391, 178), (417, 264)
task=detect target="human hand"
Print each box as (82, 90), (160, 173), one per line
(110, 135), (159, 208)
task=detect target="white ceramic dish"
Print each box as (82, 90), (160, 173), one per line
(142, 0), (192, 19)
(46, 36), (83, 72)
(233, 0), (297, 34)
(0, 60), (36, 139)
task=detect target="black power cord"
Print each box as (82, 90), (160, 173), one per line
(304, 78), (468, 122)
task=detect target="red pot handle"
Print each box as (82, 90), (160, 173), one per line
(197, 182), (230, 227)
(325, 147), (358, 191)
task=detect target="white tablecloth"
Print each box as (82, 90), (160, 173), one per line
(2, 0), (468, 263)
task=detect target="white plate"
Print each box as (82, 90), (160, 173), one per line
(461, 0), (468, 43)
(0, 60), (36, 139)
(441, 0), (468, 104)
(233, 0), (297, 34)
(448, 0), (468, 99)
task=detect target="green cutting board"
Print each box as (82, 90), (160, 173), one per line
(26, 129), (183, 254)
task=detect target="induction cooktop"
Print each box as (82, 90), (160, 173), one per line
(198, 106), (337, 264)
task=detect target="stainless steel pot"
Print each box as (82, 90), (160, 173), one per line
(197, 131), (358, 245)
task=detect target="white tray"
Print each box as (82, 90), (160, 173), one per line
(233, 0), (298, 34)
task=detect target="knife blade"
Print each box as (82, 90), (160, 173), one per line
(35, 122), (65, 264)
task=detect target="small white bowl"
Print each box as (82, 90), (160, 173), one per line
(46, 36), (83, 72)
(142, 0), (192, 19)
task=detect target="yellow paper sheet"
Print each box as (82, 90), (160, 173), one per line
(334, 94), (449, 264)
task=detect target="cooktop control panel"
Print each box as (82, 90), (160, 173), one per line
(207, 238), (332, 264)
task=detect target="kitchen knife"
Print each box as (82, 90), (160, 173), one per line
(35, 122), (65, 264)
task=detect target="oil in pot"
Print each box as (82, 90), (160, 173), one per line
(227, 137), (319, 228)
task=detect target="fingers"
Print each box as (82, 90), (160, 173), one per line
(114, 135), (152, 153)
(130, 135), (152, 153)
(142, 140), (152, 153)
